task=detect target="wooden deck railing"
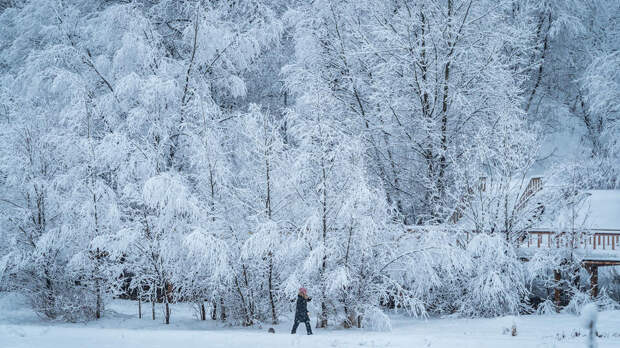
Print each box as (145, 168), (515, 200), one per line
(516, 177), (543, 211)
(526, 230), (620, 251)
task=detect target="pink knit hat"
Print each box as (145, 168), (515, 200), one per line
(299, 287), (307, 294)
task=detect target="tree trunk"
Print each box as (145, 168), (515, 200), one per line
(265, 156), (277, 325)
(233, 277), (252, 326)
(553, 269), (561, 310)
(318, 301), (328, 328)
(219, 297), (226, 321)
(164, 301), (170, 325)
(589, 265), (599, 298)
(525, 11), (552, 113)
(95, 277), (102, 319)
(138, 296), (142, 319)
(318, 161), (329, 328)
(200, 302), (206, 321)
(163, 281), (171, 324)
(268, 253), (277, 324)
(343, 306), (357, 328)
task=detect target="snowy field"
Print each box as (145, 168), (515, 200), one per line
(1, 293), (619, 348)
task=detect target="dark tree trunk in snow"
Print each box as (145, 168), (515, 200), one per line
(268, 253), (277, 324)
(95, 277), (102, 319)
(589, 265), (599, 298)
(553, 269), (561, 309)
(164, 301), (170, 324)
(318, 161), (328, 328)
(265, 158), (277, 325)
(318, 301), (328, 328)
(220, 297), (226, 321)
(233, 276), (252, 326)
(151, 294), (155, 320)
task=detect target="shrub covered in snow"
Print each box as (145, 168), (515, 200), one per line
(361, 306), (392, 332)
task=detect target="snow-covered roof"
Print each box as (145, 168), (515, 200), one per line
(583, 190), (620, 229)
(535, 190), (620, 231)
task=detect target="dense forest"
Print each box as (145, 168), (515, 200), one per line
(0, 0), (618, 327)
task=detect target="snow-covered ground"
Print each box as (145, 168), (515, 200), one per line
(1, 293), (619, 348)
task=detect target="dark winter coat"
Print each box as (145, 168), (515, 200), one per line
(294, 294), (311, 322)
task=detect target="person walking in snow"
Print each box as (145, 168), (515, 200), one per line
(291, 287), (313, 335)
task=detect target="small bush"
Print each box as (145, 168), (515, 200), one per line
(361, 306), (391, 332)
